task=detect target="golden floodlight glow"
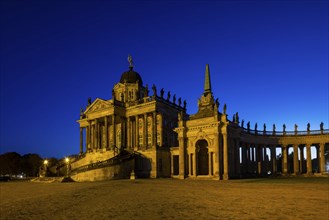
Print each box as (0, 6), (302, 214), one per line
(65, 157), (70, 163)
(43, 160), (48, 165)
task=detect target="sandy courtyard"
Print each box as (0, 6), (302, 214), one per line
(1, 177), (328, 219)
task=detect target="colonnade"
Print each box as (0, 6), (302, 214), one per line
(238, 142), (327, 176)
(79, 112), (163, 154)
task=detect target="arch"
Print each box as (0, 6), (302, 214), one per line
(196, 139), (209, 175)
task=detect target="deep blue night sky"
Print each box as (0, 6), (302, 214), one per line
(1, 0), (328, 159)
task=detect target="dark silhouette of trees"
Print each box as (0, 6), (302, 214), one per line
(0, 152), (43, 177)
(21, 154), (43, 176)
(0, 152), (22, 175)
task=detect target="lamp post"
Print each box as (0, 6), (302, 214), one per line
(43, 160), (48, 177)
(65, 157), (70, 177)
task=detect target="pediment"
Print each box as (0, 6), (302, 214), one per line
(85, 98), (112, 114)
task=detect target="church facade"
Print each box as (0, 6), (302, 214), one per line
(71, 58), (329, 181)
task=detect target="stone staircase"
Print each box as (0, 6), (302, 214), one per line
(30, 177), (67, 183)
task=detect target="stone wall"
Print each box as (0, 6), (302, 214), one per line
(71, 158), (134, 182)
(71, 150), (115, 170)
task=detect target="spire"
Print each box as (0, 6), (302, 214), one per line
(204, 64), (212, 94)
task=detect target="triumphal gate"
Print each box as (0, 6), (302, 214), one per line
(70, 57), (329, 181)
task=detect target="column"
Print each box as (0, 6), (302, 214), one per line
(90, 124), (95, 151)
(86, 126), (89, 152)
(208, 152), (212, 176)
(93, 121), (96, 150)
(271, 146), (277, 175)
(112, 115), (116, 149)
(257, 145), (262, 176)
(143, 113), (147, 150)
(234, 139), (240, 176)
(299, 146), (304, 173)
(306, 144), (312, 175)
(293, 144), (299, 175)
(104, 117), (108, 149)
(152, 112), (157, 148)
(242, 143), (248, 175)
(193, 153), (196, 177)
(127, 117), (131, 149)
(79, 127), (83, 154)
(261, 146), (266, 175)
(95, 120), (99, 149)
(179, 137), (185, 179)
(282, 145), (288, 175)
(120, 117), (124, 149)
(135, 116), (139, 150)
(158, 113), (163, 147)
(223, 133), (228, 180)
(316, 146), (320, 173)
(246, 144), (251, 174)
(189, 154), (192, 176)
(213, 134), (220, 178)
(88, 121), (91, 151)
(235, 141), (241, 176)
(171, 155), (174, 176)
(319, 143), (325, 174)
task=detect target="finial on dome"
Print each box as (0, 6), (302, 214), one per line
(128, 54), (134, 68)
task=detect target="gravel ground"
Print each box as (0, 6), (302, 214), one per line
(1, 177), (328, 220)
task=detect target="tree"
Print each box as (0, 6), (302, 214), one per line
(21, 154), (43, 177)
(0, 152), (22, 176)
(0, 152), (43, 177)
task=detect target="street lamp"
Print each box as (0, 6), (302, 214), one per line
(65, 157), (70, 177)
(43, 160), (48, 177)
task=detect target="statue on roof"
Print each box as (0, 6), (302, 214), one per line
(307, 123), (310, 131)
(178, 97), (182, 106)
(112, 89), (116, 100)
(241, 120), (244, 128)
(215, 98), (219, 107)
(80, 108), (84, 118)
(255, 123), (258, 131)
(160, 88), (164, 98)
(87, 97), (92, 106)
(173, 94), (176, 104)
(183, 100), (187, 109)
(247, 121), (250, 130)
(223, 104), (227, 114)
(320, 122), (324, 131)
(167, 91), (171, 101)
(152, 84), (157, 97)
(145, 84), (149, 97)
(263, 123), (266, 132)
(128, 54), (134, 67)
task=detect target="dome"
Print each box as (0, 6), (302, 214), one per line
(120, 67), (143, 86)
